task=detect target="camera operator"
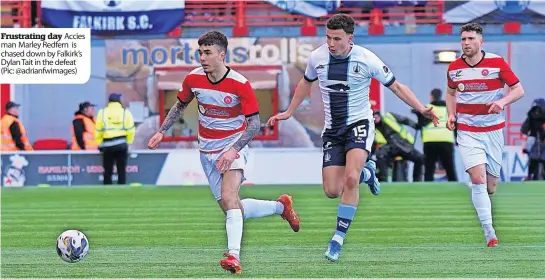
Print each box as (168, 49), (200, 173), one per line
(521, 98), (545, 180)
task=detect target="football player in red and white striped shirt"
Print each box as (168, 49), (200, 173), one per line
(445, 23), (525, 247)
(148, 31), (300, 274)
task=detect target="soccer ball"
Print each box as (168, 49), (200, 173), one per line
(56, 230), (89, 263)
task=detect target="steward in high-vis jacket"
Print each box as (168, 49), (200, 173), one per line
(71, 101), (98, 151)
(95, 93), (135, 185)
(1, 102), (33, 151)
(414, 89), (457, 181)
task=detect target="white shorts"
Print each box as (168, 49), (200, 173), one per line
(199, 146), (249, 201)
(457, 129), (504, 177)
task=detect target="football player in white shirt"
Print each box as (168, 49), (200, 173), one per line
(268, 14), (439, 262)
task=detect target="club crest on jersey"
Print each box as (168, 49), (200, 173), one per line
(224, 96), (233, 104)
(458, 83), (465, 92)
(482, 69), (489, 76)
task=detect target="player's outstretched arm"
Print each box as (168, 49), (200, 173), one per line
(148, 100), (188, 149)
(286, 78), (313, 115)
(267, 78), (312, 126)
(388, 80), (439, 126)
(388, 80), (426, 111)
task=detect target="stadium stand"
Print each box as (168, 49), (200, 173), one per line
(3, 1), (444, 31)
(2, 1), (534, 36)
(4, 0), (532, 37)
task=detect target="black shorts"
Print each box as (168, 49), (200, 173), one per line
(322, 119), (375, 167)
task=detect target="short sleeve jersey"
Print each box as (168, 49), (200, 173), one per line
(178, 67), (259, 153)
(304, 43), (395, 133)
(447, 51), (519, 132)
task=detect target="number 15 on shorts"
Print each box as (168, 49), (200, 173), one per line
(353, 125), (367, 138)
(351, 122), (372, 147)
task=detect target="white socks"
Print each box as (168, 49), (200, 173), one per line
(225, 209), (243, 259)
(225, 200), (284, 259)
(241, 199), (284, 219)
(361, 167), (371, 182)
(471, 183), (492, 226)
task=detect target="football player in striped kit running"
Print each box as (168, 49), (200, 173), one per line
(148, 31), (300, 274)
(445, 23), (525, 247)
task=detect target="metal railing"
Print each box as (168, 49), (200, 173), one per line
(0, 0), (32, 28)
(182, 0), (445, 27)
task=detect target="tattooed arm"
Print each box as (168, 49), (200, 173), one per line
(232, 113), (261, 152)
(158, 100), (188, 133)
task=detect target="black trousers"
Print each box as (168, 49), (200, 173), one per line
(376, 141), (424, 182)
(101, 143), (128, 185)
(423, 142), (457, 182)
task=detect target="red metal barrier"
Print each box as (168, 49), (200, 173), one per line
(30, 0), (446, 31)
(182, 0), (445, 27)
(0, 0), (32, 28)
(1, 84), (11, 117)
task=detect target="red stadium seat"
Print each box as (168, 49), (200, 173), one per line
(33, 138), (70, 150)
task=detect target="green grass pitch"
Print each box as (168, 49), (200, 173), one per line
(1, 182), (544, 278)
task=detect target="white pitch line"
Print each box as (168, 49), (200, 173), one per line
(3, 245), (545, 255)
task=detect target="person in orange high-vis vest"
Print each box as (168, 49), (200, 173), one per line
(1, 102), (33, 151)
(71, 101), (98, 150)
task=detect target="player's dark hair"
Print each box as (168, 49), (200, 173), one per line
(198, 30), (228, 53)
(460, 23), (483, 35)
(326, 14), (355, 34)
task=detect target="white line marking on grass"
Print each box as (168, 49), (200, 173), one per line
(3, 245), (545, 255)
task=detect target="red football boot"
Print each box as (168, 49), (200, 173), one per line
(220, 253), (242, 274)
(487, 238), (499, 247)
(277, 194), (300, 232)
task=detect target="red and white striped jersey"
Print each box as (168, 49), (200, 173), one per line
(177, 67), (259, 153)
(447, 51), (519, 133)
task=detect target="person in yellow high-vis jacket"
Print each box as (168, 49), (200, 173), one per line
(95, 93), (135, 185)
(373, 128), (410, 182)
(373, 110), (424, 182)
(414, 89), (457, 181)
(1, 102), (33, 151)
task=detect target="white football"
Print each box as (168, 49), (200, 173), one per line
(56, 229), (89, 263)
